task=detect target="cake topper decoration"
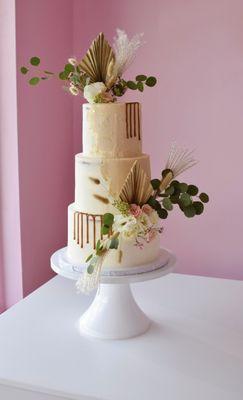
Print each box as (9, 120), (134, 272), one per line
(20, 29), (157, 103)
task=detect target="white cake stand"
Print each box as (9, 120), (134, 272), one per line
(50, 247), (176, 340)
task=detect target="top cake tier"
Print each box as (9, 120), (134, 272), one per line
(82, 102), (142, 158)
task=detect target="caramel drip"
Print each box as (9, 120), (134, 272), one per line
(77, 212), (80, 244)
(86, 214), (89, 244)
(80, 213), (84, 247)
(100, 215), (103, 240)
(125, 102), (141, 140)
(92, 215), (96, 249)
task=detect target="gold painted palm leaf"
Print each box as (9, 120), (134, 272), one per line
(119, 161), (153, 206)
(79, 32), (115, 83)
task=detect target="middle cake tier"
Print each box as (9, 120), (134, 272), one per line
(75, 153), (151, 215)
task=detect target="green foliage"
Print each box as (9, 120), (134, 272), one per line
(162, 198), (173, 211)
(157, 208), (168, 219)
(137, 82), (144, 92)
(187, 185), (199, 196)
(30, 57), (40, 66)
(109, 237), (119, 249)
(87, 264), (95, 274)
(184, 205), (196, 218)
(136, 75), (147, 81)
(85, 254), (93, 263)
(145, 76), (157, 87)
(29, 77), (40, 85)
(151, 179), (161, 190)
(64, 63), (75, 73)
(199, 193), (209, 203)
(20, 66), (28, 74)
(193, 201), (204, 215)
(59, 71), (68, 80)
(126, 81), (137, 90)
(161, 168), (172, 178)
(180, 193), (192, 207)
(179, 183), (188, 193)
(44, 70), (54, 75)
(101, 213), (114, 235)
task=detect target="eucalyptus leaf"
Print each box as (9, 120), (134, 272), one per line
(179, 183), (188, 193)
(20, 66), (28, 74)
(137, 82), (144, 92)
(187, 185), (199, 196)
(180, 193), (192, 207)
(199, 193), (209, 203)
(109, 237), (119, 249)
(126, 81), (137, 90)
(59, 71), (68, 80)
(64, 63), (75, 73)
(193, 201), (204, 215)
(151, 179), (161, 190)
(101, 225), (110, 235)
(164, 186), (174, 196)
(162, 168), (172, 178)
(87, 264), (95, 274)
(184, 205), (196, 218)
(162, 198), (173, 211)
(103, 213), (114, 227)
(85, 254), (93, 263)
(136, 74), (147, 81)
(29, 77), (40, 85)
(30, 56), (40, 66)
(145, 76), (157, 87)
(157, 208), (168, 219)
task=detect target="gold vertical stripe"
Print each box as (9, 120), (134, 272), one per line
(129, 103), (133, 138)
(77, 212), (80, 244)
(134, 103), (137, 137)
(138, 103), (141, 140)
(125, 103), (129, 138)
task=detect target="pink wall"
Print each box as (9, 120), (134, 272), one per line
(73, 0), (243, 280)
(0, 0), (23, 310)
(7, 0), (242, 306)
(16, 0), (74, 296)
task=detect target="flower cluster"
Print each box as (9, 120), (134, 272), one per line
(20, 30), (157, 103)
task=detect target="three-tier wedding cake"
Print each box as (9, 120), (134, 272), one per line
(21, 29), (209, 293)
(67, 102), (161, 270)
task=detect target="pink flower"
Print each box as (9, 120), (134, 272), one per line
(141, 204), (153, 215)
(130, 204), (142, 218)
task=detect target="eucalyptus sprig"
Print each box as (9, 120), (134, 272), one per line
(112, 74), (157, 96)
(20, 56), (55, 86)
(148, 170), (209, 219)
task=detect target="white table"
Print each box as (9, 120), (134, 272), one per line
(0, 273), (242, 400)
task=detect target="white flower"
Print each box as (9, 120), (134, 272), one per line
(113, 215), (139, 241)
(83, 82), (107, 104)
(149, 210), (159, 225)
(68, 57), (77, 66)
(69, 85), (79, 96)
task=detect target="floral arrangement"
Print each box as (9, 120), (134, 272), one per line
(77, 143), (209, 293)
(20, 30), (157, 104)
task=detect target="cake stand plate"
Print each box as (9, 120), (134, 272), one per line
(50, 248), (176, 340)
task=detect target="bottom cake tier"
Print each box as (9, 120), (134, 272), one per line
(67, 203), (161, 270)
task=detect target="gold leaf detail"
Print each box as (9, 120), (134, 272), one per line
(89, 177), (100, 185)
(119, 161), (153, 205)
(79, 32), (115, 84)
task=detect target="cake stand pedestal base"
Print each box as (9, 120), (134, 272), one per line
(78, 283), (150, 340)
(51, 247), (176, 340)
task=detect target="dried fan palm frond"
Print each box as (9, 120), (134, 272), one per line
(119, 161), (153, 206)
(165, 142), (197, 177)
(79, 32), (115, 84)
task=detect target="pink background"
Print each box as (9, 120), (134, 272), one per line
(2, 0), (243, 308)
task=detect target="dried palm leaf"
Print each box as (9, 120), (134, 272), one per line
(119, 161), (153, 206)
(79, 32), (115, 84)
